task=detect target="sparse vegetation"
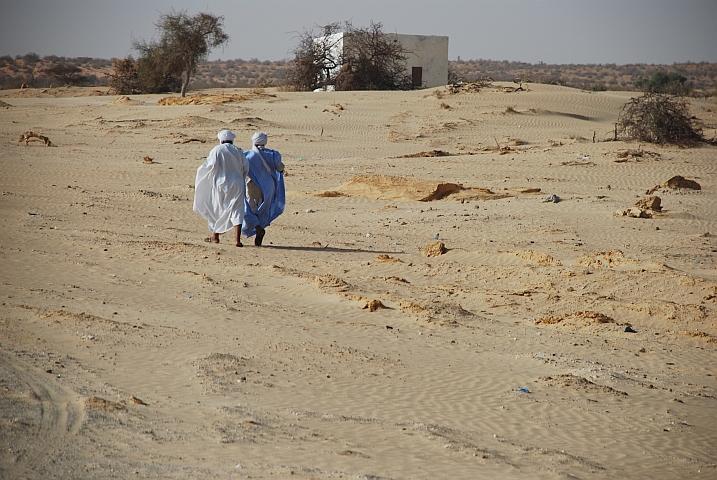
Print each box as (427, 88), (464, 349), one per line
(635, 71), (691, 95)
(2, 54), (717, 95)
(615, 93), (705, 147)
(130, 9), (229, 96)
(39, 64), (86, 85)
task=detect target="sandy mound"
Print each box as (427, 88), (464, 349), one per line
(108, 96), (140, 106)
(423, 241), (447, 257)
(648, 175), (701, 194)
(336, 175), (462, 201)
(634, 196), (662, 211)
(321, 175), (511, 202)
(157, 94), (246, 106)
(0, 99), (12, 108)
(376, 254), (403, 263)
(350, 295), (386, 312)
(614, 206), (652, 218)
(313, 274), (351, 292)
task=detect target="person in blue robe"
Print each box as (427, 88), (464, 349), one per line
(242, 132), (285, 246)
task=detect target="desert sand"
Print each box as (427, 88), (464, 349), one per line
(1, 83), (716, 479)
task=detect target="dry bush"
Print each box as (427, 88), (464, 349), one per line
(39, 63), (87, 85)
(445, 76), (493, 94)
(108, 57), (142, 94)
(615, 93), (704, 147)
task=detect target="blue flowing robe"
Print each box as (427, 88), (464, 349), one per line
(242, 147), (286, 238)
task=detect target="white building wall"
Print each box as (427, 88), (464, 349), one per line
(392, 34), (449, 88)
(318, 32), (449, 89)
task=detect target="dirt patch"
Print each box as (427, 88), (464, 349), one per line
(314, 191), (344, 197)
(108, 96), (140, 106)
(615, 149), (661, 162)
(0, 99), (12, 108)
(614, 207), (652, 218)
(539, 374), (627, 396)
(535, 311), (615, 327)
(313, 274), (351, 292)
(85, 396), (126, 411)
(576, 250), (641, 269)
(513, 250), (562, 266)
(334, 175), (462, 202)
(394, 150), (453, 158)
(326, 175), (510, 203)
(158, 94), (247, 106)
(377, 254), (403, 263)
(399, 301), (427, 313)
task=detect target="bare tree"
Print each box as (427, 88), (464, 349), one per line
(336, 22), (411, 91)
(134, 10), (229, 96)
(285, 21), (411, 91)
(285, 23), (343, 91)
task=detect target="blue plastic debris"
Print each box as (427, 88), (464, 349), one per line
(516, 387), (531, 393)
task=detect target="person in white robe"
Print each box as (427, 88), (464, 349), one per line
(193, 130), (250, 247)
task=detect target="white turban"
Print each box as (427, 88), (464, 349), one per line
(252, 132), (268, 146)
(217, 129), (236, 142)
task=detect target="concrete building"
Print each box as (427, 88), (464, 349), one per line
(319, 32), (449, 89)
(390, 34), (449, 88)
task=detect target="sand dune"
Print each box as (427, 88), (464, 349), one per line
(1, 83), (716, 479)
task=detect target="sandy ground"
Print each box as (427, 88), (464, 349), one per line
(1, 84), (717, 479)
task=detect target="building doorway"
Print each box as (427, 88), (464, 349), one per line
(412, 67), (423, 88)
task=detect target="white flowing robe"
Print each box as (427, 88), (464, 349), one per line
(193, 144), (250, 233)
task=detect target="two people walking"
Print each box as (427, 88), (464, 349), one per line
(193, 130), (285, 247)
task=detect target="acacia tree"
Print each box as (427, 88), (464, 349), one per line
(134, 10), (229, 96)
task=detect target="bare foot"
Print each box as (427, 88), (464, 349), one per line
(236, 241), (243, 247)
(211, 233), (220, 244)
(255, 226), (265, 246)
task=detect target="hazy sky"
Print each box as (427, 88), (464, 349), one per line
(2, 0), (716, 65)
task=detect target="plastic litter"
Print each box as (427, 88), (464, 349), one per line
(516, 387), (531, 393)
(543, 194), (561, 203)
